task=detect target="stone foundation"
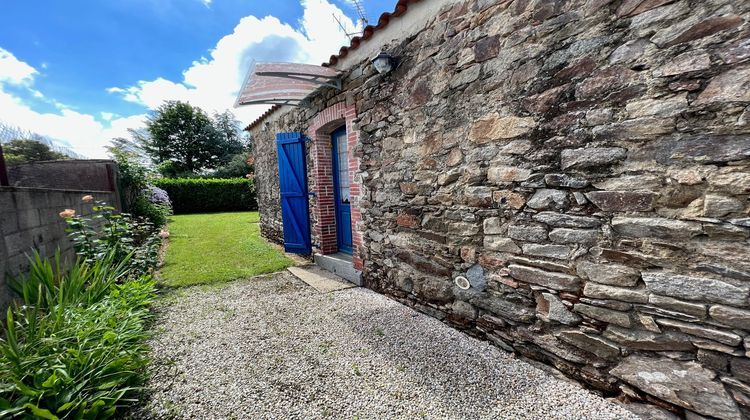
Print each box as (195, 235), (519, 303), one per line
(249, 0), (750, 417)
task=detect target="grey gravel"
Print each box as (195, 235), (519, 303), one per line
(139, 272), (640, 419)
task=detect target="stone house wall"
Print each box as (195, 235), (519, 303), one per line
(248, 0), (750, 417)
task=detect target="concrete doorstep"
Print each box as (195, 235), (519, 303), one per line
(287, 265), (357, 293)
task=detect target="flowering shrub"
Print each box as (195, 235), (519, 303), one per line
(62, 197), (162, 278)
(147, 185), (171, 207)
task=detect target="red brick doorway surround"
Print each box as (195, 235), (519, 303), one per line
(307, 102), (363, 270)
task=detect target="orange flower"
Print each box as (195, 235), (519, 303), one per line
(81, 195), (94, 203)
(158, 230), (170, 239)
(59, 209), (76, 218)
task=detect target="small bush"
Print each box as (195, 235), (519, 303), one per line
(153, 177), (256, 214)
(63, 200), (162, 278)
(0, 257), (156, 419)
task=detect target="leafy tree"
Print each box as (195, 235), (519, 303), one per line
(212, 110), (247, 164)
(106, 128), (150, 165)
(142, 101), (247, 175)
(2, 139), (70, 165)
(213, 151), (254, 178)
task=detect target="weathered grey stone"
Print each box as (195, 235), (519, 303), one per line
(574, 303), (632, 327)
(579, 298), (633, 312)
(620, 403), (680, 420)
(604, 326), (694, 351)
(483, 236), (521, 253)
(413, 276), (454, 304)
(549, 228), (599, 245)
(585, 191), (657, 212)
(654, 51), (711, 77)
(470, 293), (535, 323)
(533, 211), (601, 228)
(611, 356), (742, 420)
(576, 262), (640, 287)
(637, 313), (661, 333)
(487, 165), (532, 184)
(492, 190), (526, 209)
(649, 295), (707, 319)
(695, 66), (750, 106)
(625, 94), (687, 118)
(556, 330), (620, 360)
(482, 217), (505, 235)
(469, 113), (536, 143)
(592, 174), (662, 191)
(508, 264), (581, 291)
(543, 173), (589, 188)
(693, 339), (745, 356)
(537, 293), (581, 325)
(703, 194), (744, 218)
(583, 283), (649, 303)
(609, 38), (651, 64)
(697, 349), (729, 372)
(526, 189), (568, 210)
(449, 64), (481, 89)
(451, 300), (477, 319)
(465, 264), (486, 291)
(508, 224), (548, 242)
(642, 271), (750, 306)
(611, 217), (703, 240)
(522, 244), (571, 260)
(709, 305), (750, 330)
(655, 318), (742, 346)
(731, 358), (750, 384)
(560, 147), (627, 170)
(644, 134), (750, 164)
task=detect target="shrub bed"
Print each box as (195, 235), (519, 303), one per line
(0, 196), (162, 419)
(153, 177), (256, 214)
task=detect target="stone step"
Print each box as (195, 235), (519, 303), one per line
(287, 265), (356, 293)
(314, 252), (362, 286)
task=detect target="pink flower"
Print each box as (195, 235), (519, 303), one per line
(59, 209), (76, 218)
(158, 230), (170, 239)
(81, 195), (94, 203)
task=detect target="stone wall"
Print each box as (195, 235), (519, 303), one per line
(0, 188), (119, 310)
(249, 0), (750, 417)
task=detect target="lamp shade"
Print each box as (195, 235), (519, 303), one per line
(371, 51), (395, 74)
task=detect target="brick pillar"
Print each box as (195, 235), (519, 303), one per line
(308, 102), (364, 270)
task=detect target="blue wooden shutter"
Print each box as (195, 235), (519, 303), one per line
(276, 132), (311, 254)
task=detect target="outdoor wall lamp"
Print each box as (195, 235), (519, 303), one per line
(371, 51), (397, 74)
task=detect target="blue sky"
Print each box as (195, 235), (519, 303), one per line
(0, 0), (392, 157)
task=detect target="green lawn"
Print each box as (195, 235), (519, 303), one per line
(159, 212), (293, 287)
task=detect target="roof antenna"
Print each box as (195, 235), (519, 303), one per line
(333, 0), (368, 41)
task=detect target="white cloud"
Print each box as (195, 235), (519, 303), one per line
(0, 47), (38, 86)
(0, 49), (146, 158)
(0, 1), (360, 158)
(108, 0), (359, 125)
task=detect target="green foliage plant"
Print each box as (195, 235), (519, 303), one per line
(153, 177), (256, 214)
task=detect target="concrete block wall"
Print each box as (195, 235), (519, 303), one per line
(0, 187), (118, 309)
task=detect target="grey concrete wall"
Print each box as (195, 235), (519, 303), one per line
(8, 159), (118, 194)
(0, 187), (119, 310)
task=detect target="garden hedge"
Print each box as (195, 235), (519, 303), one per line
(153, 177), (257, 214)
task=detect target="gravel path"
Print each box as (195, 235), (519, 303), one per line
(139, 272), (639, 419)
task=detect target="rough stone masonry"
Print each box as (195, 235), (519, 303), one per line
(249, 0), (750, 417)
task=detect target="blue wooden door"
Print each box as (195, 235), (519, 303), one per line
(331, 126), (352, 254)
(276, 132), (311, 254)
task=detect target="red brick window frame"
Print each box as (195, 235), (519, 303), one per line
(307, 102), (363, 270)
